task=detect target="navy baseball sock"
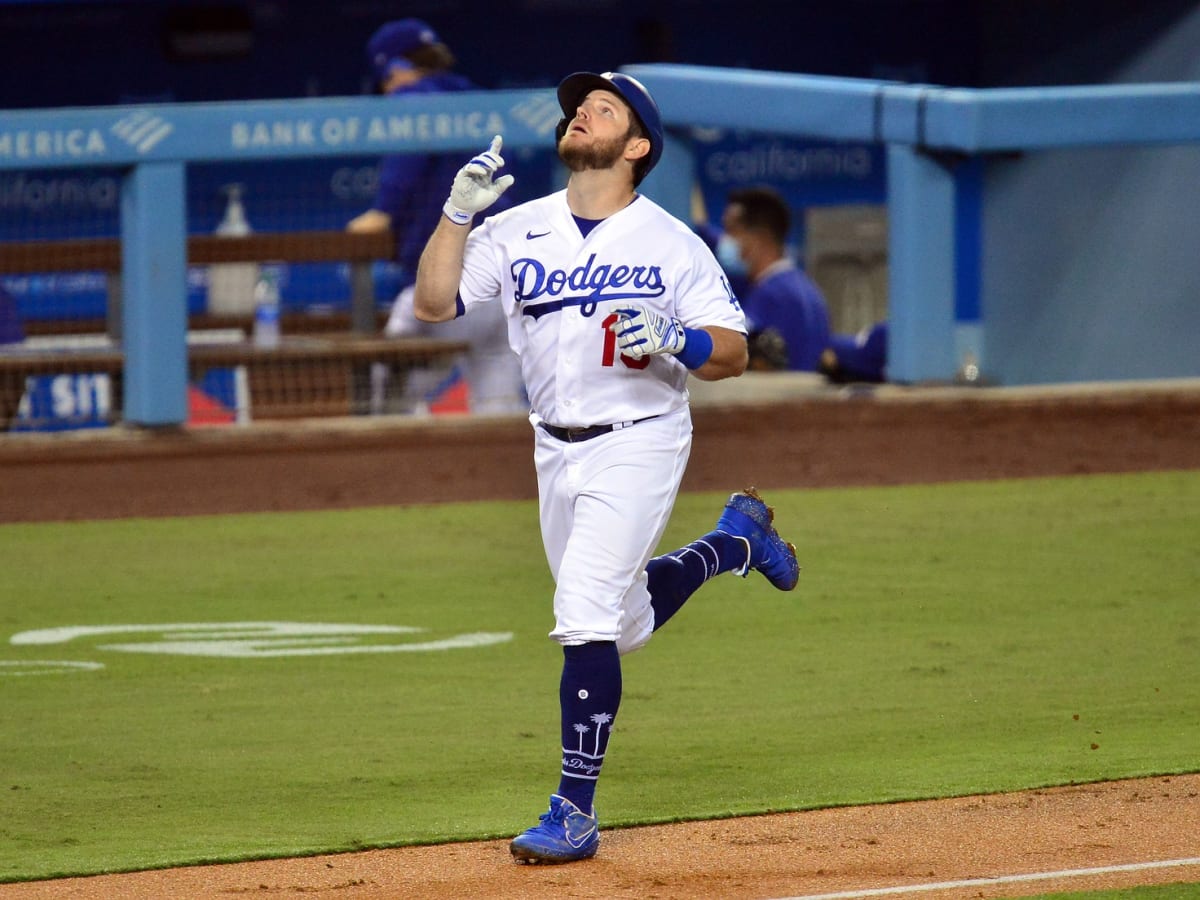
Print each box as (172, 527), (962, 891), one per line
(556, 641), (621, 815)
(647, 531), (750, 630)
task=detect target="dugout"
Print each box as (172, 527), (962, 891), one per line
(0, 1), (1197, 428)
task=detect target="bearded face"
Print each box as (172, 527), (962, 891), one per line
(557, 129), (635, 175)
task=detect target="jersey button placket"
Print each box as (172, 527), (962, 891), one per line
(556, 319), (586, 421)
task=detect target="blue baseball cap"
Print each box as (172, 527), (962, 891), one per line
(556, 71), (664, 184)
(367, 19), (439, 81)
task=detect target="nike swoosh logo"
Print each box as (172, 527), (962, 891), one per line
(566, 821), (597, 848)
(526, 230), (551, 240)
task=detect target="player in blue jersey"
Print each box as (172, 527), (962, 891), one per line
(351, 19), (521, 413)
(717, 186), (831, 372)
(348, 18), (510, 285)
(820, 321), (889, 383)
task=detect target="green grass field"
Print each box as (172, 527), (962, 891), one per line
(1032, 886), (1200, 900)
(1, 470), (1197, 886)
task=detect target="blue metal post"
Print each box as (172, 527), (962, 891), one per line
(120, 161), (188, 426)
(639, 130), (694, 222)
(886, 144), (958, 383)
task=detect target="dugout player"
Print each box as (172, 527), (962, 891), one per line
(351, 19), (521, 413)
(376, 283), (526, 415)
(413, 71), (801, 864)
(820, 321), (889, 384)
(718, 186), (831, 372)
(348, 18), (511, 284)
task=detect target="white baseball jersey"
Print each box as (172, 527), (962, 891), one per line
(457, 189), (746, 427)
(456, 188), (746, 653)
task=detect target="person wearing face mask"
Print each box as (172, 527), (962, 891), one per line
(716, 187), (831, 372)
(712, 229), (752, 301)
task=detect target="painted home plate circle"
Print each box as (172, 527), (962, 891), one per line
(8, 622), (513, 658)
(0, 660), (106, 676)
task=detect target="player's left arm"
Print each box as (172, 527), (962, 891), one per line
(690, 325), (748, 381)
(608, 308), (747, 380)
(607, 231), (749, 379)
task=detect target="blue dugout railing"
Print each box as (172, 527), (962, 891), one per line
(3, 65), (1198, 425)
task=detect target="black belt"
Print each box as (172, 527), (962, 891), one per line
(539, 415), (660, 443)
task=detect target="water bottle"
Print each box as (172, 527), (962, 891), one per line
(208, 184), (260, 315)
(253, 269), (282, 348)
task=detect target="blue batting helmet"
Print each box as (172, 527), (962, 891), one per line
(555, 71), (664, 185)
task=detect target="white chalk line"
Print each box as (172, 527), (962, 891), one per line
(774, 856), (1200, 900)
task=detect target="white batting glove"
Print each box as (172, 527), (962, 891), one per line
(609, 305), (687, 361)
(443, 135), (516, 226)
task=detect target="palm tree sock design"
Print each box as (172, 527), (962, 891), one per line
(647, 531), (750, 630)
(557, 640), (621, 814)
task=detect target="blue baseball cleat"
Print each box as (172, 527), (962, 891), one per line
(715, 487), (800, 591)
(510, 794), (600, 864)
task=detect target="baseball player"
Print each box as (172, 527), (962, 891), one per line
(718, 186), (832, 372)
(413, 71), (800, 864)
(820, 321), (889, 383)
(376, 284), (526, 414)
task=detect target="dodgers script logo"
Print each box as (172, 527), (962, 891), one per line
(513, 253), (666, 320)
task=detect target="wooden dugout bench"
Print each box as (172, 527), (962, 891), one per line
(0, 229), (396, 337)
(0, 231), (469, 426)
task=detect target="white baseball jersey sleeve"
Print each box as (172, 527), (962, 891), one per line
(456, 190), (745, 427)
